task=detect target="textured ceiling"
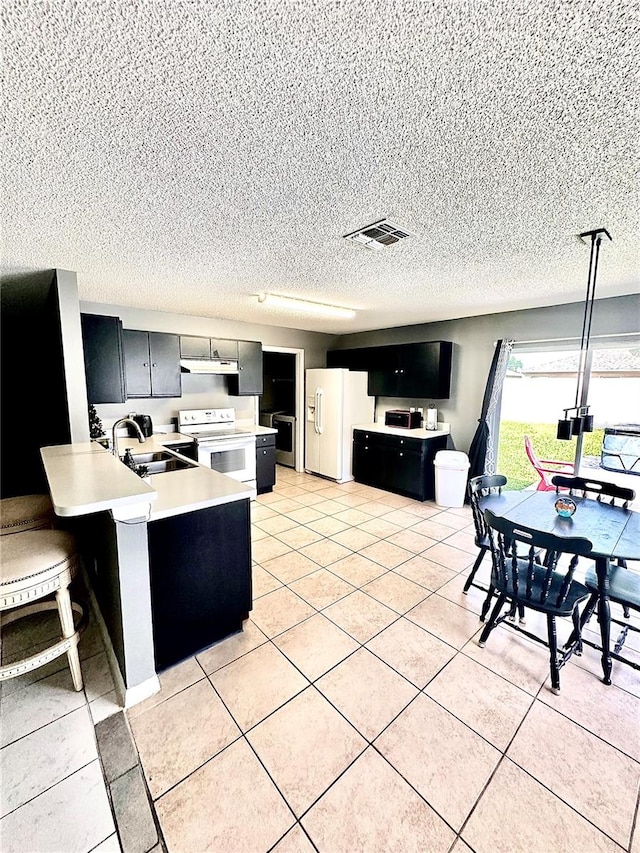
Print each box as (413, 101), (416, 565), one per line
(2, 0), (639, 334)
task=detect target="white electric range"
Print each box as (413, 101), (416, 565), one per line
(178, 408), (257, 495)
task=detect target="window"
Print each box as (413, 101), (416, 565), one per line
(497, 342), (640, 489)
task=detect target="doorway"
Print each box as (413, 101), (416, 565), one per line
(261, 346), (305, 471)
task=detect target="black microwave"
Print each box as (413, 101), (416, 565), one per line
(385, 410), (422, 429)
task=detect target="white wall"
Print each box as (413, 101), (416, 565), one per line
(502, 374), (640, 427)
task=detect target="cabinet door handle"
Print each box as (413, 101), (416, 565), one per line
(143, 362), (149, 367)
(239, 366), (243, 370)
(152, 363), (157, 367)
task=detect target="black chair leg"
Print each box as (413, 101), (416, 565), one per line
(547, 614), (561, 694)
(571, 606), (582, 655)
(480, 585), (494, 622)
(564, 591), (598, 651)
(478, 592), (507, 647)
(463, 549), (485, 593)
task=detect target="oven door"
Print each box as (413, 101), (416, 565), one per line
(197, 437), (256, 483)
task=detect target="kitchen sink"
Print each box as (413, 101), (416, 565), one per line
(121, 449), (197, 475)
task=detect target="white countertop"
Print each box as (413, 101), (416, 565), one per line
(249, 425), (277, 436)
(115, 432), (192, 456)
(147, 467), (252, 521)
(41, 443), (157, 518)
(42, 436), (252, 521)
(352, 423), (450, 440)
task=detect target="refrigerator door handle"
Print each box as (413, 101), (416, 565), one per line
(316, 388), (323, 434)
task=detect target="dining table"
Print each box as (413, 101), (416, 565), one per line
(480, 488), (640, 685)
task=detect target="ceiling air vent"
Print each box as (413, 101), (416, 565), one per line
(343, 219), (414, 251)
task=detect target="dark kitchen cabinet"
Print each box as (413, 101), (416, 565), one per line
(352, 429), (447, 501)
(328, 341), (452, 399)
(147, 499), (252, 671)
(123, 330), (181, 398)
(327, 346), (381, 372)
(256, 433), (276, 494)
(81, 313), (126, 404)
(179, 336), (239, 360)
(180, 335), (211, 359)
(351, 430), (387, 490)
(210, 338), (238, 360)
(369, 342), (452, 398)
(229, 340), (263, 396)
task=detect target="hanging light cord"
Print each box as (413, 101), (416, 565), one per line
(574, 233), (601, 409)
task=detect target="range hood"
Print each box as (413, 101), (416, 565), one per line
(180, 358), (239, 375)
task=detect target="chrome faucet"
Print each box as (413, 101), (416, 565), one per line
(112, 417), (146, 456)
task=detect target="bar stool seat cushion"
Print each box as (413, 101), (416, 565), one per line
(1, 530), (76, 586)
(0, 494), (53, 535)
(0, 529), (85, 689)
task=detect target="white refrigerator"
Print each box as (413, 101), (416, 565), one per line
(305, 369), (374, 482)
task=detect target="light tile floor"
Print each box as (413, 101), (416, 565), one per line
(1, 604), (122, 852)
(2, 466), (640, 852)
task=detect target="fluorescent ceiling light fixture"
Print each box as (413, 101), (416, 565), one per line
(258, 293), (356, 319)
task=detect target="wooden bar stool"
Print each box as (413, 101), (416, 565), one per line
(0, 494), (54, 535)
(0, 529), (87, 690)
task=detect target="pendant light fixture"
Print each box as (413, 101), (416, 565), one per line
(556, 227), (612, 440)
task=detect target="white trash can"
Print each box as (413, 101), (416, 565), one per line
(434, 450), (470, 508)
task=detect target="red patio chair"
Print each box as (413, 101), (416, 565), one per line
(524, 435), (574, 491)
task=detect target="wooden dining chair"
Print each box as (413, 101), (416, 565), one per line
(467, 474), (528, 624)
(550, 474), (634, 508)
(552, 474), (634, 573)
(479, 509), (592, 693)
(552, 475), (639, 678)
(524, 435), (573, 491)
(465, 474), (507, 596)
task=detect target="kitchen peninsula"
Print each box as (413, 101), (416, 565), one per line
(41, 438), (253, 706)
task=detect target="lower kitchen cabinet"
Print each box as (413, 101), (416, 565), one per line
(256, 433), (276, 494)
(353, 429), (447, 501)
(147, 500), (252, 671)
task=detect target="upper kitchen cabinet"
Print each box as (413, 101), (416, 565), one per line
(228, 340), (263, 396)
(210, 338), (238, 360)
(179, 336), (239, 359)
(327, 346), (381, 372)
(81, 313), (126, 404)
(180, 335), (211, 359)
(369, 342), (452, 398)
(123, 330), (181, 398)
(329, 341), (452, 399)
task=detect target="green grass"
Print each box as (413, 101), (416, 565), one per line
(497, 421), (604, 490)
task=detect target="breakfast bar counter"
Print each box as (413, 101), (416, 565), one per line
(42, 439), (252, 521)
(39, 439), (253, 707)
